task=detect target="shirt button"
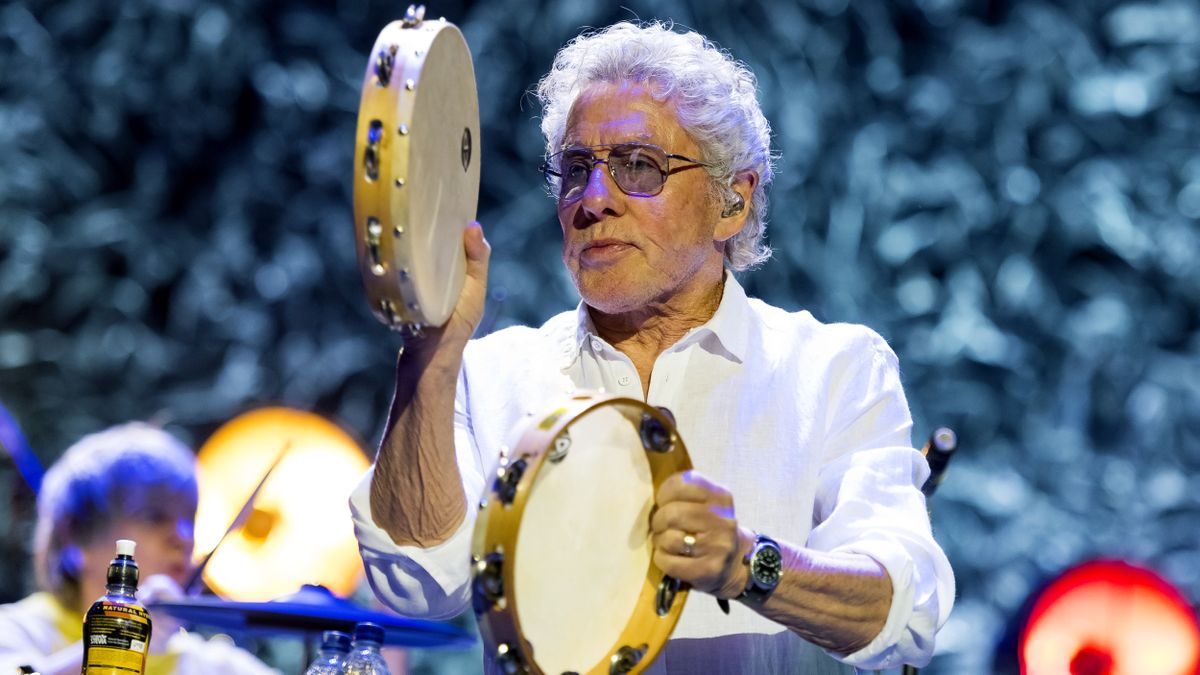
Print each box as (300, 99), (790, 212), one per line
(591, 338), (602, 350)
(618, 375), (631, 386)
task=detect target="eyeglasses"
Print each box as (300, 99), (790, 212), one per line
(540, 142), (712, 203)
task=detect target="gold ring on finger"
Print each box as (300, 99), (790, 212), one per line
(681, 533), (697, 557)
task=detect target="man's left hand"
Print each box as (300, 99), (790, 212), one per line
(650, 470), (754, 599)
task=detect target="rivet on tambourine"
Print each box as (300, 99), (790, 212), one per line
(405, 78), (415, 91)
(398, 123), (409, 135)
(393, 224), (404, 237)
(399, 268), (410, 281)
(394, 178), (405, 188)
(407, 301), (419, 311)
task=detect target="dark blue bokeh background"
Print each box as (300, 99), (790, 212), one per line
(2, 0), (1198, 672)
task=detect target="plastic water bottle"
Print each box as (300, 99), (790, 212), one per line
(342, 622), (390, 675)
(303, 630), (352, 674)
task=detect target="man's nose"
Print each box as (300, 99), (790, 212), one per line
(577, 162), (623, 222)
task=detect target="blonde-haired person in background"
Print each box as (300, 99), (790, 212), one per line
(0, 422), (279, 675)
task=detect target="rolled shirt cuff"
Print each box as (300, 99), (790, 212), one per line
(823, 537), (924, 670)
(349, 466), (476, 619)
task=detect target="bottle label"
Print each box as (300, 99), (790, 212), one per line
(83, 601), (151, 674)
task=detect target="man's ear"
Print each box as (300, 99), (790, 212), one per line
(715, 170), (758, 242)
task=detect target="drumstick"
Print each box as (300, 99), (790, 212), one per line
(184, 440), (293, 594)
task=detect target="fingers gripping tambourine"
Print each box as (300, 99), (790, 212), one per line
(353, 5), (480, 332)
(472, 393), (693, 675)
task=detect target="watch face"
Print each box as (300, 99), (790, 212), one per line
(752, 544), (783, 586)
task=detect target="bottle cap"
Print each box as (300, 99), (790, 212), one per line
(353, 622), (385, 645)
(116, 539), (137, 557)
(322, 630), (352, 653)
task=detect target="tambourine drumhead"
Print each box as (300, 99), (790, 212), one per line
(472, 393), (692, 675)
(353, 14), (479, 330)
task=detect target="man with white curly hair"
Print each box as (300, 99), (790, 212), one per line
(352, 20), (954, 673)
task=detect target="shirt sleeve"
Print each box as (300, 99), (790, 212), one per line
(807, 332), (956, 670)
(348, 365), (487, 621)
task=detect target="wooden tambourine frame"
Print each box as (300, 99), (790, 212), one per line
(472, 393), (693, 675)
(353, 6), (480, 332)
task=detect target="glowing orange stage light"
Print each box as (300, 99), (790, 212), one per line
(1021, 559), (1200, 675)
(194, 407), (371, 602)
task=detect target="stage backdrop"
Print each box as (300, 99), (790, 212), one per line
(1, 0), (1197, 672)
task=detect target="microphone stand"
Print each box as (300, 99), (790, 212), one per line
(901, 427), (957, 675)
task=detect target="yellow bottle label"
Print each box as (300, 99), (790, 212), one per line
(82, 599), (151, 675)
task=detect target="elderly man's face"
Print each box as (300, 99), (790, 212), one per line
(558, 80), (737, 315)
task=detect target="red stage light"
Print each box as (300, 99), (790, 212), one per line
(1021, 560), (1200, 675)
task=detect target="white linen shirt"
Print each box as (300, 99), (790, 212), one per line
(350, 274), (954, 673)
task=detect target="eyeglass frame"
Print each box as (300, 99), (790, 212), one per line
(540, 142), (714, 202)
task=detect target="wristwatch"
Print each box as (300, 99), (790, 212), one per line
(737, 533), (783, 603)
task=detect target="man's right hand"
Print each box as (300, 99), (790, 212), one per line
(407, 221), (491, 355)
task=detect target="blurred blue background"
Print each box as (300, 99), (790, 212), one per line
(1, 0), (1198, 672)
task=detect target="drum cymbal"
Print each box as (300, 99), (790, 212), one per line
(194, 407), (370, 602)
(149, 584), (473, 649)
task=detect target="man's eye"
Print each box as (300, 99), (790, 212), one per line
(563, 159), (592, 179)
(621, 153), (661, 174)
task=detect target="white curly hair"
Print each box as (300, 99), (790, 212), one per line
(536, 20), (776, 271)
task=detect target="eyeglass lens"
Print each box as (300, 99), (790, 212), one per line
(557, 144), (669, 201)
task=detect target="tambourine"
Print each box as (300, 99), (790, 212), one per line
(353, 5), (480, 332)
(472, 393), (693, 674)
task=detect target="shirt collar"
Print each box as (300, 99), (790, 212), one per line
(559, 270), (751, 368)
(679, 270), (750, 363)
